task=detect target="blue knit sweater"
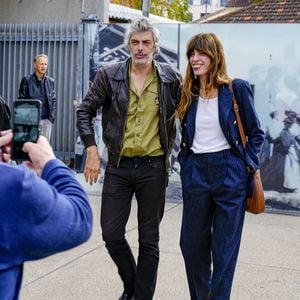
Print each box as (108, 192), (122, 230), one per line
(0, 159), (93, 299)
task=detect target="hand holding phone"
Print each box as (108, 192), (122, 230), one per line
(11, 99), (41, 160)
(23, 135), (56, 176)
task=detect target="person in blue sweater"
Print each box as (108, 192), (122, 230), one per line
(0, 130), (93, 300)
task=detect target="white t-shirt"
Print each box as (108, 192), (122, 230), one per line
(191, 96), (231, 154)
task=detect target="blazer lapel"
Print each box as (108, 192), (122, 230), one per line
(186, 98), (198, 147)
(218, 84), (233, 133)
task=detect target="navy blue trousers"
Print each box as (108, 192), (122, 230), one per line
(101, 156), (167, 300)
(179, 149), (248, 300)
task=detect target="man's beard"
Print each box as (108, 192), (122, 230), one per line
(132, 54), (153, 65)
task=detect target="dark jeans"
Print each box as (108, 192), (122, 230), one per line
(179, 149), (248, 300)
(101, 156), (167, 300)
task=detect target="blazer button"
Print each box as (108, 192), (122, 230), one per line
(236, 140), (239, 144)
(234, 120), (237, 124)
(182, 142), (186, 147)
(183, 123), (186, 127)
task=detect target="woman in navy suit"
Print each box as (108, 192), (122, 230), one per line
(177, 33), (264, 300)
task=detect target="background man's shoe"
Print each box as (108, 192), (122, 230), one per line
(118, 292), (134, 300)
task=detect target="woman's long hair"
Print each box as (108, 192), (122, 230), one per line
(177, 33), (230, 120)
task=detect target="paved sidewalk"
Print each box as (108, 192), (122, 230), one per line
(20, 175), (300, 300)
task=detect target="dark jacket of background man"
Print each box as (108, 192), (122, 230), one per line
(18, 73), (56, 124)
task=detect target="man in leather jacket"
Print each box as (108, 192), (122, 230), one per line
(77, 17), (181, 300)
(19, 54), (56, 142)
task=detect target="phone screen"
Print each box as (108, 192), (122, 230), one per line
(12, 99), (41, 160)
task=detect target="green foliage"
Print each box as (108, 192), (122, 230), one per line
(168, 0), (193, 22)
(150, 0), (170, 17)
(112, 0), (141, 9)
(111, 0), (192, 23)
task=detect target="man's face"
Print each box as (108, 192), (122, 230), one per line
(129, 31), (155, 66)
(34, 57), (48, 76)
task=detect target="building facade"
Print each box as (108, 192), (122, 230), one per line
(189, 0), (229, 21)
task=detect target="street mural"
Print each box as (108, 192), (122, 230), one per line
(76, 23), (300, 215)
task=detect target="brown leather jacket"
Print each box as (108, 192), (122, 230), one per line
(76, 58), (182, 170)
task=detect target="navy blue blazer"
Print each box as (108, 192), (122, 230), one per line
(178, 78), (265, 172)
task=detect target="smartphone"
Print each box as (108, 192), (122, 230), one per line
(11, 99), (41, 160)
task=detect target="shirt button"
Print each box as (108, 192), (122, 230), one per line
(182, 142), (186, 147)
(234, 120), (237, 124)
(236, 140), (239, 144)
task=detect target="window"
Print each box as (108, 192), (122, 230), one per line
(201, 0), (212, 5)
(220, 0), (228, 6)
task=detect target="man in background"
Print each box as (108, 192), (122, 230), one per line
(19, 54), (56, 142)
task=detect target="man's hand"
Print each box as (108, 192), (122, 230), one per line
(22, 136), (56, 176)
(0, 130), (12, 163)
(84, 145), (101, 185)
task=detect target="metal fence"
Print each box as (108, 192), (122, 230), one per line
(0, 23), (82, 163)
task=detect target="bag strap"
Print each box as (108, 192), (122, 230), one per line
(228, 80), (246, 149)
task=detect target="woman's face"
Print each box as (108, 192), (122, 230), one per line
(189, 50), (211, 78)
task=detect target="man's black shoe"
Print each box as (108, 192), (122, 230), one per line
(118, 292), (134, 300)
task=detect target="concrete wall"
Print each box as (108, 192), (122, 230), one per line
(0, 0), (109, 23)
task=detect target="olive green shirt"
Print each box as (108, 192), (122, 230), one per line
(121, 68), (164, 157)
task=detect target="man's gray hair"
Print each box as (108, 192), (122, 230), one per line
(34, 54), (48, 63)
(124, 17), (160, 56)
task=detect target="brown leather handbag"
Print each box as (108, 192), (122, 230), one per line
(229, 81), (265, 214)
